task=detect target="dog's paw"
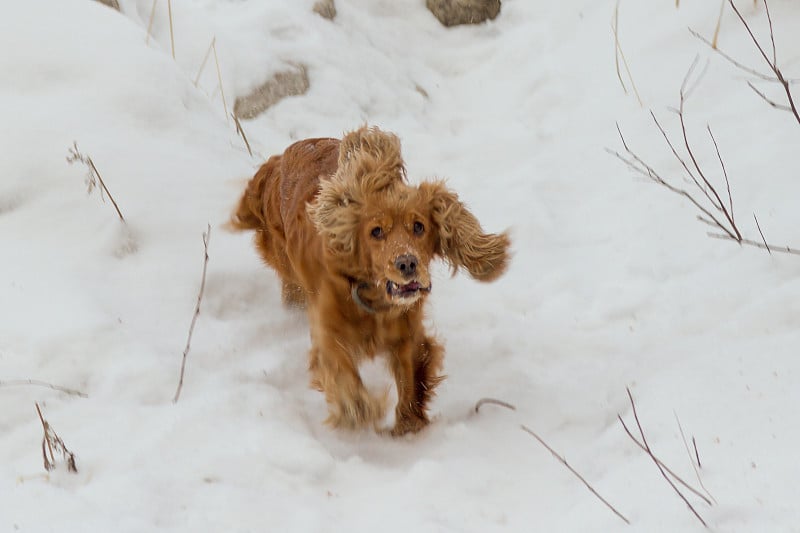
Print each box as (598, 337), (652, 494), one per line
(326, 389), (387, 430)
(390, 412), (429, 436)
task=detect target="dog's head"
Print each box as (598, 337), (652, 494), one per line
(308, 126), (510, 310)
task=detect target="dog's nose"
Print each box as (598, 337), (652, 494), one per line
(395, 254), (418, 278)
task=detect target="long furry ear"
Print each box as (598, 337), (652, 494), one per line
(421, 181), (510, 282)
(337, 125), (406, 191)
(307, 174), (360, 256)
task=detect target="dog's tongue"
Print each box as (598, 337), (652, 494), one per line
(400, 281), (420, 292)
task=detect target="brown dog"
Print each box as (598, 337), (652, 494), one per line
(231, 126), (510, 435)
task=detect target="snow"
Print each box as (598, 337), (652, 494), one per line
(2, 0), (800, 531)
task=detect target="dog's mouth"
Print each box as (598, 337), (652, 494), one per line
(386, 280), (431, 299)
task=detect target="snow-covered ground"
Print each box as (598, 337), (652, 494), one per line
(2, 0), (800, 531)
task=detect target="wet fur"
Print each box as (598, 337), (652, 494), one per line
(231, 126), (510, 435)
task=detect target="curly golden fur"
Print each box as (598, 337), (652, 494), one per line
(231, 126), (510, 435)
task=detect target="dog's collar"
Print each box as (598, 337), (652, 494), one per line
(351, 281), (378, 314)
(350, 280), (394, 315)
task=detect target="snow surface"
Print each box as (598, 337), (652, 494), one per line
(2, 0), (800, 531)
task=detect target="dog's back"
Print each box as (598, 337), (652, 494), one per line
(231, 138), (339, 286)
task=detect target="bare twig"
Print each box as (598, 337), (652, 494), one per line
(609, 59), (800, 257)
(674, 412), (717, 505)
(35, 403), (77, 473)
(747, 81), (793, 111)
(474, 398), (516, 413)
(232, 114), (253, 157)
(621, 389), (707, 527)
(0, 379), (87, 398)
(67, 142), (125, 223)
(618, 414), (713, 506)
(708, 233), (800, 255)
(753, 214), (771, 255)
(726, 0), (800, 126)
(173, 224), (211, 403)
(692, 436), (702, 469)
(521, 425), (630, 525)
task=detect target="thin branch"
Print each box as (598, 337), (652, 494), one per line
(727, 0), (800, 126)
(708, 232), (800, 255)
(706, 125), (734, 226)
(173, 224), (211, 403)
(0, 379), (87, 398)
(692, 437), (702, 469)
(674, 412), (717, 505)
(520, 425), (630, 525)
(753, 214), (771, 254)
(618, 414), (713, 507)
(747, 81), (793, 111)
(621, 388), (707, 527)
(474, 398), (516, 413)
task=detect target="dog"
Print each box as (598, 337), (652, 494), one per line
(231, 126), (510, 435)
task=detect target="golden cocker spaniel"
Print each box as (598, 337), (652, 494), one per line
(232, 126), (510, 435)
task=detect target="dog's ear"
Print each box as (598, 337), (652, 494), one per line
(420, 180), (510, 282)
(338, 126), (405, 191)
(307, 174), (360, 257)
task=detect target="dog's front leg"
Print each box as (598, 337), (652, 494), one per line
(390, 336), (444, 436)
(312, 335), (386, 431)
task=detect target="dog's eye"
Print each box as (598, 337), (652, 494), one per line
(370, 226), (384, 239)
(413, 221), (425, 235)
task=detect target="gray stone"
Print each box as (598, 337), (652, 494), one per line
(233, 65), (310, 120)
(313, 0), (336, 20)
(426, 0), (501, 27)
(94, 0), (120, 10)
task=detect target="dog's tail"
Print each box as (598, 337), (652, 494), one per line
(228, 159), (275, 232)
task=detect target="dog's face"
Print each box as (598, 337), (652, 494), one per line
(358, 187), (438, 307)
(308, 127), (510, 311)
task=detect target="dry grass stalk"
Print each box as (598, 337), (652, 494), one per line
(35, 403), (77, 473)
(146, 0), (158, 44)
(0, 379), (87, 398)
(608, 61), (800, 256)
(711, 0), (726, 48)
(194, 36), (215, 87)
(619, 389), (707, 527)
(67, 142), (125, 223)
(173, 224), (211, 403)
(611, 0), (643, 106)
(213, 40), (229, 124)
(232, 114), (253, 157)
(520, 424), (631, 525)
(167, 0), (175, 59)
